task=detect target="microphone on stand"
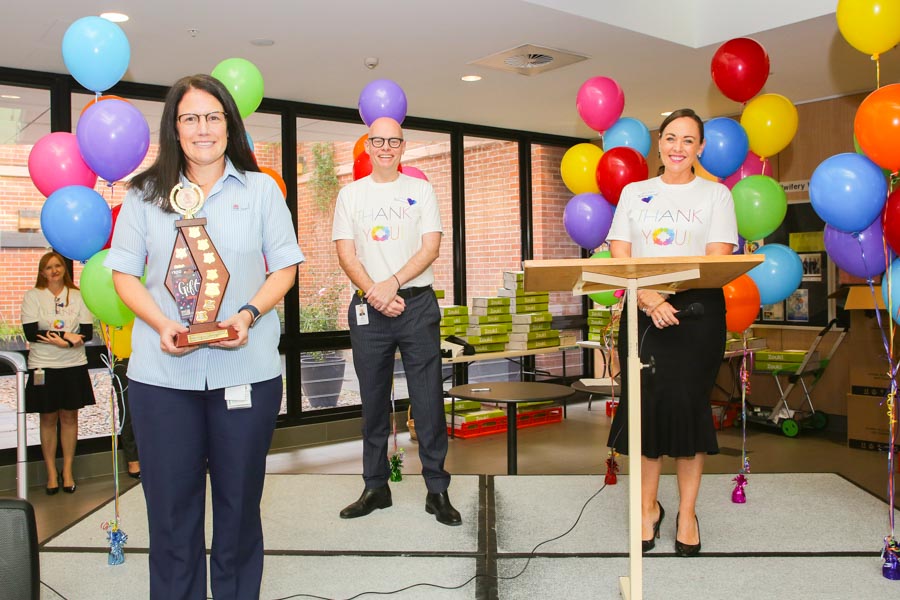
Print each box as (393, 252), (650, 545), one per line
(674, 302), (705, 320)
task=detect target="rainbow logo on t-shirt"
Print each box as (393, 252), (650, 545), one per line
(52, 319), (65, 330)
(651, 228), (675, 245)
(371, 225), (391, 241)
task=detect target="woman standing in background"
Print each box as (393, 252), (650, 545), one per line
(21, 251), (95, 494)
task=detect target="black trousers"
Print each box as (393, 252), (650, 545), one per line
(348, 290), (451, 493)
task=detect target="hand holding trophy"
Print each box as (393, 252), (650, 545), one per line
(164, 182), (236, 347)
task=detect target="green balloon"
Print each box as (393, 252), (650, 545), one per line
(588, 250), (622, 306)
(80, 250), (135, 326)
(732, 175), (787, 241)
(211, 58), (264, 119)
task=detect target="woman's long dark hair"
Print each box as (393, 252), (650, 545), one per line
(129, 74), (259, 211)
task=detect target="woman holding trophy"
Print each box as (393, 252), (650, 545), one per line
(105, 74), (304, 600)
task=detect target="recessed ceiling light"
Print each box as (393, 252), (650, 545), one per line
(250, 39), (275, 47)
(100, 12), (129, 23)
(461, 75), (482, 82)
(660, 111), (673, 117)
(1, 94), (21, 100)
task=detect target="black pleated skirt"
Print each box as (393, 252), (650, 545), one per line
(607, 288), (725, 458)
(25, 365), (96, 414)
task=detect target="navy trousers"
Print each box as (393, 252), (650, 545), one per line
(129, 376), (282, 600)
(348, 291), (450, 493)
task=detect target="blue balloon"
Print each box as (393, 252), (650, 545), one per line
(699, 118), (749, 179)
(882, 259), (900, 324)
(563, 193), (614, 250)
(62, 17), (130, 93)
(747, 244), (803, 305)
(809, 153), (887, 233)
(41, 185), (112, 261)
(604, 117), (651, 157)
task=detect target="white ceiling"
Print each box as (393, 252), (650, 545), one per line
(0, 0), (897, 142)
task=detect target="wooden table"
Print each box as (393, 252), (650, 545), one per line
(448, 382), (575, 475)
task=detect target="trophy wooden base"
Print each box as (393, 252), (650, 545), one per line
(175, 322), (238, 347)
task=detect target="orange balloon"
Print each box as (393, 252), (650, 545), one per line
(80, 94), (126, 118)
(723, 273), (761, 333)
(259, 166), (287, 199)
(694, 160), (720, 182)
(352, 134), (368, 160)
(854, 83), (900, 173)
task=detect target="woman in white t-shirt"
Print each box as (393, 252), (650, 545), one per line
(21, 251), (96, 494)
(605, 109), (738, 557)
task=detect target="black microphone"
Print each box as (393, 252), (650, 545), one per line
(674, 302), (705, 320)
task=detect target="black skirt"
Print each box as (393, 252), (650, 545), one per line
(607, 288), (725, 458)
(25, 365), (96, 414)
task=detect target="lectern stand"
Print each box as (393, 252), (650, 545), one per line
(523, 255), (762, 600)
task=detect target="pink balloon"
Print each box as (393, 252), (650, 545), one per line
(576, 77), (625, 133)
(400, 165), (429, 181)
(723, 151), (772, 190)
(27, 132), (97, 197)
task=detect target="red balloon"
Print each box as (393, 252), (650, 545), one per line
(595, 146), (648, 206)
(353, 153), (372, 180)
(710, 38), (770, 103)
(882, 189), (900, 257)
(79, 94), (126, 118)
(723, 274), (761, 333)
(102, 203), (123, 250)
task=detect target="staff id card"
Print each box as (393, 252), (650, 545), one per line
(225, 384), (252, 410)
(355, 302), (369, 326)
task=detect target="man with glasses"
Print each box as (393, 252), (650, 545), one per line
(333, 117), (460, 526)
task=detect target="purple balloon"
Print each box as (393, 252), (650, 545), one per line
(824, 220), (887, 279)
(358, 79), (408, 126)
(563, 192), (614, 250)
(76, 99), (150, 182)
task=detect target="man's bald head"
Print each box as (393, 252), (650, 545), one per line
(368, 117), (403, 139)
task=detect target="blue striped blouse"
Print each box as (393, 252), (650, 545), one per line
(105, 159), (304, 391)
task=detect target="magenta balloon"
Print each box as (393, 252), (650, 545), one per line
(400, 165), (428, 181)
(576, 77), (625, 133)
(824, 221), (887, 279)
(358, 79), (408, 126)
(723, 151), (772, 189)
(563, 192), (614, 250)
(76, 99), (150, 182)
(27, 132), (97, 197)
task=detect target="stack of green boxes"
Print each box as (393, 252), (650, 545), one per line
(587, 308), (615, 342)
(507, 311), (559, 350)
(468, 297), (512, 352)
(444, 400), (504, 430)
(439, 305), (469, 338)
(754, 349), (821, 373)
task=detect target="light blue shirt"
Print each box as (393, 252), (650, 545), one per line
(105, 159), (304, 391)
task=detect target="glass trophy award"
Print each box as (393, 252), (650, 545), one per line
(164, 182), (237, 347)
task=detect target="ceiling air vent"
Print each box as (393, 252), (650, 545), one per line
(470, 44), (588, 77)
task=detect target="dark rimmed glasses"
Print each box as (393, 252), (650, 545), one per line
(177, 111), (227, 126)
(367, 137), (404, 148)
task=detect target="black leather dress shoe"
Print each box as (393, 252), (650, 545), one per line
(425, 491), (462, 526)
(340, 485), (392, 519)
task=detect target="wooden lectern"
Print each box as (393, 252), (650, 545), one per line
(523, 255), (763, 600)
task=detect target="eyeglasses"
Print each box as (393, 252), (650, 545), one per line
(177, 111), (227, 126)
(367, 137), (404, 149)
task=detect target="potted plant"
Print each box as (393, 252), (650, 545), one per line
(299, 282), (346, 408)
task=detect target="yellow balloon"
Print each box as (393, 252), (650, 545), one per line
(560, 143), (603, 194)
(836, 0), (900, 57)
(100, 321), (133, 360)
(740, 94), (799, 159)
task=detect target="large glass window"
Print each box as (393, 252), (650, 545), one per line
(532, 142), (586, 378)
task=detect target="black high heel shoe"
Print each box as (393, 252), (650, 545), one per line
(62, 475), (76, 494)
(674, 513), (701, 557)
(642, 501), (665, 552)
(46, 474), (60, 496)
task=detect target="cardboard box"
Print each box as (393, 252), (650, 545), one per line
(847, 393), (899, 451)
(849, 365), (891, 397)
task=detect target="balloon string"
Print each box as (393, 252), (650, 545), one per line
(873, 54), (881, 89)
(740, 331), (750, 474)
(873, 260), (898, 537)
